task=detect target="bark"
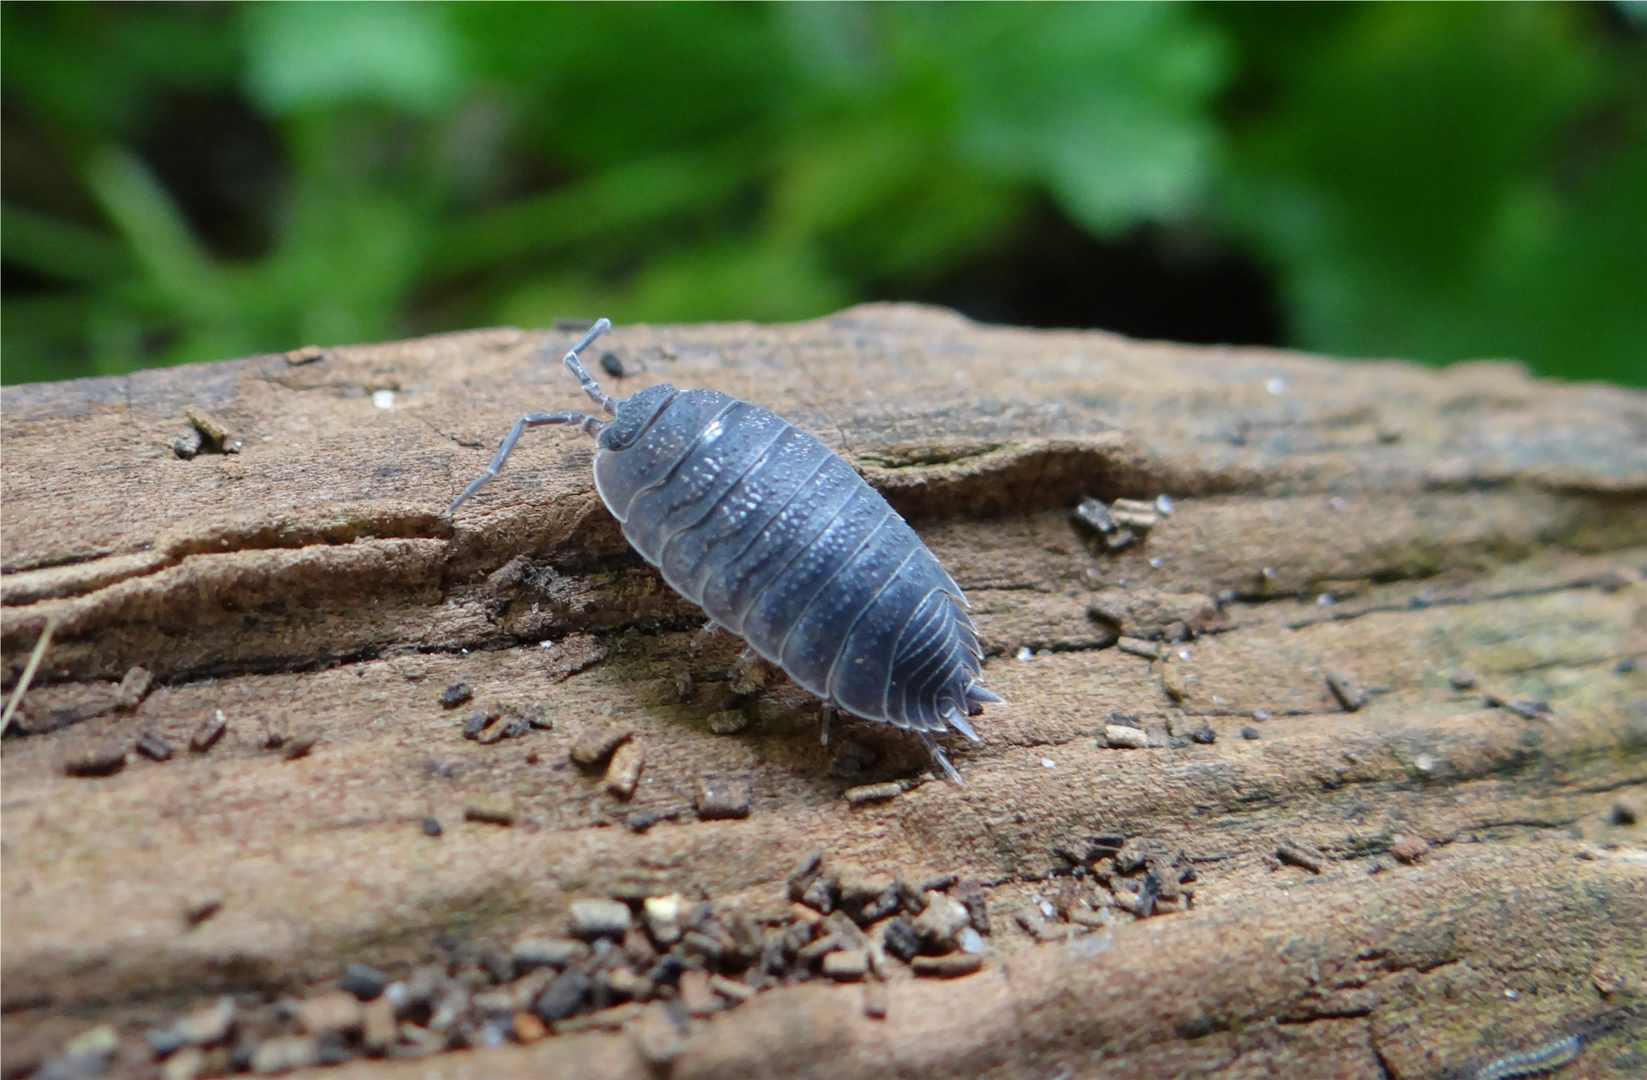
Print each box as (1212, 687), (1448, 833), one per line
(2, 304), (1644, 1078)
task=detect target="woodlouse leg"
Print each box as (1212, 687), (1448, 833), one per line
(919, 731), (963, 784)
(557, 318), (619, 415)
(447, 411), (604, 515)
(727, 648), (771, 696)
(819, 700), (838, 746)
(691, 620), (727, 649)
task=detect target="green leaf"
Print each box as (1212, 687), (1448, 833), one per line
(0, 203), (130, 284)
(906, 4), (1229, 233)
(82, 147), (228, 321)
(1215, 3), (1647, 384)
(432, 153), (747, 275)
(244, 2), (464, 117)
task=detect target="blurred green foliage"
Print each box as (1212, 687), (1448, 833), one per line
(2, 2), (1643, 386)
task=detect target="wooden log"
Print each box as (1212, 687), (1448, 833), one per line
(2, 305), (1644, 1077)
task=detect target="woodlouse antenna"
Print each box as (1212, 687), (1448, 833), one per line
(562, 318), (617, 415)
(447, 319), (618, 515)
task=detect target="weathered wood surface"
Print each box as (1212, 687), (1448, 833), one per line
(2, 304), (1644, 1078)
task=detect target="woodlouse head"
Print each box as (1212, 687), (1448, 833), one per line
(599, 384), (679, 451)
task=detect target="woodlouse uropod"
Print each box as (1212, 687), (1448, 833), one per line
(448, 319), (1001, 781)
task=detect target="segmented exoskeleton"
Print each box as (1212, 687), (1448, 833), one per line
(1473, 1034), (1581, 1080)
(449, 320), (1000, 781)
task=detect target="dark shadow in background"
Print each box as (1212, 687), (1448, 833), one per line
(887, 200), (1284, 347)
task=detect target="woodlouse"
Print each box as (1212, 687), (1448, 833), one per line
(449, 319), (1000, 780)
(1473, 1033), (1581, 1080)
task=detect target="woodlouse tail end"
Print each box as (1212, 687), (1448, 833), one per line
(943, 708), (981, 743)
(967, 685), (1005, 706)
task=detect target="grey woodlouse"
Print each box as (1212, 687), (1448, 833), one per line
(448, 319), (1001, 781)
(1472, 1034), (1581, 1080)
